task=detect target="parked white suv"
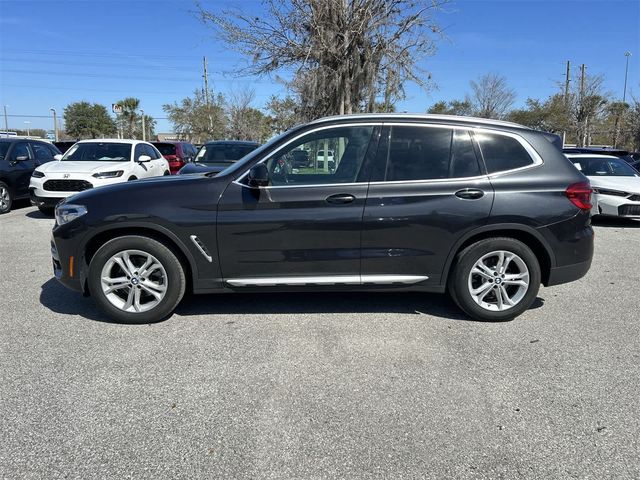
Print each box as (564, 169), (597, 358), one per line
(30, 139), (169, 214)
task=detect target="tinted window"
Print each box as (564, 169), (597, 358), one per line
(64, 143), (131, 162)
(385, 126), (452, 181)
(197, 144), (258, 164)
(263, 126), (374, 186)
(476, 132), (534, 173)
(143, 144), (159, 159)
(154, 143), (177, 156)
(134, 144), (145, 160)
(47, 144), (60, 156)
(31, 143), (54, 162)
(12, 142), (32, 161)
(0, 143), (9, 160)
(572, 157), (639, 177)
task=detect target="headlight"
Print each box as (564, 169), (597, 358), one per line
(592, 188), (628, 197)
(32, 170), (45, 178)
(55, 204), (87, 226)
(92, 170), (124, 179)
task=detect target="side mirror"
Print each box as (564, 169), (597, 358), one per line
(15, 155), (29, 162)
(54, 154), (63, 161)
(137, 155), (152, 162)
(247, 163), (269, 188)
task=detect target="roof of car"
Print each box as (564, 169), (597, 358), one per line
(203, 140), (260, 146)
(0, 137), (51, 143)
(309, 113), (526, 129)
(565, 153), (622, 159)
(75, 139), (148, 145)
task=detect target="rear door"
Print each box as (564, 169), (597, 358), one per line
(361, 123), (494, 287)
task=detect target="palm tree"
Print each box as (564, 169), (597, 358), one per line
(118, 97), (140, 139)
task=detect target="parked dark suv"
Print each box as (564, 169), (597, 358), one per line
(50, 114), (593, 323)
(0, 138), (61, 213)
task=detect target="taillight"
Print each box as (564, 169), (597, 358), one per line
(565, 181), (592, 210)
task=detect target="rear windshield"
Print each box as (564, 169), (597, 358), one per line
(63, 143), (131, 162)
(0, 143), (9, 160)
(196, 144), (258, 164)
(572, 157), (639, 177)
(153, 143), (177, 156)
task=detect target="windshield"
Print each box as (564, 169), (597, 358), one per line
(573, 157), (639, 177)
(63, 142), (131, 162)
(0, 143), (9, 160)
(196, 144), (258, 165)
(153, 143), (177, 156)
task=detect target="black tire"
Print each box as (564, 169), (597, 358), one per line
(0, 181), (13, 214)
(163, 170), (170, 176)
(87, 236), (186, 324)
(128, 176), (137, 181)
(38, 205), (55, 216)
(448, 237), (541, 322)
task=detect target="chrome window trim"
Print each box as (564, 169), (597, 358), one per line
(234, 122), (382, 189)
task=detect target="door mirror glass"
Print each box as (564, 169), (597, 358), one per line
(15, 155), (29, 162)
(137, 155), (152, 162)
(248, 163), (269, 187)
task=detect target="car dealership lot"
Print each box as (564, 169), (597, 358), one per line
(1, 204), (639, 479)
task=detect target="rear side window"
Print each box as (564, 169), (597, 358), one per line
(476, 132), (534, 173)
(384, 126), (480, 181)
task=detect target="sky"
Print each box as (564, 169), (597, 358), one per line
(0, 0), (638, 134)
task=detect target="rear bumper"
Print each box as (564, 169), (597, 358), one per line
(546, 258), (592, 286)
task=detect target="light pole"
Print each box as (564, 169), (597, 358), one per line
(623, 51), (632, 104)
(140, 109), (146, 141)
(24, 121), (31, 137)
(3, 106), (8, 137)
(50, 108), (59, 141)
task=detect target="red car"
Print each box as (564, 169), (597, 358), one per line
(152, 141), (197, 174)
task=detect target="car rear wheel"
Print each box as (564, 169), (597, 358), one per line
(448, 237), (541, 322)
(88, 236), (186, 324)
(0, 182), (12, 214)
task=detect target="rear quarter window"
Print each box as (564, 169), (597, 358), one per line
(476, 132), (534, 173)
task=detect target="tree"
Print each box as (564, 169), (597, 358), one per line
(467, 73), (516, 119)
(163, 88), (226, 143)
(116, 97), (140, 139)
(198, 0), (448, 119)
(507, 94), (570, 134)
(227, 89), (271, 142)
(427, 99), (473, 116)
(265, 95), (301, 134)
(569, 72), (609, 146)
(63, 102), (116, 139)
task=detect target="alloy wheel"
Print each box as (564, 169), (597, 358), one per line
(0, 186), (9, 212)
(100, 249), (168, 313)
(467, 250), (530, 311)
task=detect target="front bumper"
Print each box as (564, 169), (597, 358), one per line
(30, 189), (63, 208)
(595, 193), (640, 218)
(51, 224), (88, 294)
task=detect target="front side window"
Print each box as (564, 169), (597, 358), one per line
(64, 143), (131, 162)
(383, 126), (480, 181)
(11, 142), (32, 161)
(32, 143), (54, 162)
(573, 157), (639, 177)
(476, 132), (534, 173)
(261, 126), (374, 186)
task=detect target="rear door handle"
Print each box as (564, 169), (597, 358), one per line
(455, 188), (485, 200)
(326, 193), (355, 204)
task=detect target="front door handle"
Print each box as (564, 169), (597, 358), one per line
(326, 193), (355, 204)
(455, 188), (485, 200)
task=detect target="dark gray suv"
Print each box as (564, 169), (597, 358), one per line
(50, 114), (593, 323)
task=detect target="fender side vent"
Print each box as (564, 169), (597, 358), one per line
(190, 235), (213, 263)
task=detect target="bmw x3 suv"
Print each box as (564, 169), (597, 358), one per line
(30, 139), (170, 214)
(50, 114), (594, 323)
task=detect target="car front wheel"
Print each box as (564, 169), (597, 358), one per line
(0, 182), (13, 214)
(88, 236), (186, 323)
(448, 237), (541, 322)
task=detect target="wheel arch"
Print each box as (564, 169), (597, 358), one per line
(82, 224), (197, 294)
(442, 224), (555, 287)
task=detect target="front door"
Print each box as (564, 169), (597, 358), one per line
(216, 124), (380, 286)
(361, 124), (494, 287)
(8, 141), (36, 197)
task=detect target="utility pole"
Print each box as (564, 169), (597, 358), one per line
(623, 51), (632, 104)
(562, 60), (570, 146)
(140, 109), (146, 141)
(3, 106), (8, 137)
(580, 64), (587, 147)
(50, 108), (58, 141)
(203, 56), (214, 131)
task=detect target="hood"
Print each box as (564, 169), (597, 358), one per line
(178, 162), (228, 175)
(587, 175), (640, 194)
(39, 160), (131, 174)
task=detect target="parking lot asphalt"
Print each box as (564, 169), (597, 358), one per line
(1, 201), (639, 479)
